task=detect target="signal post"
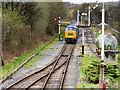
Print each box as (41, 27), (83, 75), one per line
(53, 17), (61, 41)
(58, 17), (61, 41)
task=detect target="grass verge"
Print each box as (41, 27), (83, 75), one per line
(89, 27), (101, 38)
(77, 54), (100, 88)
(117, 45), (120, 88)
(0, 26), (65, 80)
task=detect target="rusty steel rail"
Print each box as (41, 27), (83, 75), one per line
(6, 44), (75, 90)
(90, 29), (96, 45)
(25, 59), (68, 90)
(1, 32), (64, 84)
(7, 59), (68, 90)
(86, 29), (100, 58)
(59, 44), (75, 89)
(5, 43), (67, 89)
(40, 44), (68, 90)
(41, 44), (75, 90)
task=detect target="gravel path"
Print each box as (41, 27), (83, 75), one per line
(63, 34), (82, 88)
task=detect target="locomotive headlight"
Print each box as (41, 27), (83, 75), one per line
(65, 28), (68, 31)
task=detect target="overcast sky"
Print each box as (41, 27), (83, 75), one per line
(63, 0), (119, 4)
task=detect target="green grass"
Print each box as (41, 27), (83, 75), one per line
(77, 25), (119, 88)
(0, 26), (65, 80)
(61, 21), (70, 24)
(117, 45), (120, 88)
(89, 27), (98, 32)
(89, 27), (101, 38)
(77, 83), (99, 88)
(0, 42), (51, 80)
(81, 55), (100, 78)
(77, 54), (100, 88)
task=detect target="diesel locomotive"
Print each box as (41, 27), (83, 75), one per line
(64, 24), (78, 43)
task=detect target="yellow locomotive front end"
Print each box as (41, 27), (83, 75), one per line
(65, 25), (77, 43)
(65, 31), (76, 39)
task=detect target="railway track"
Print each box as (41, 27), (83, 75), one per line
(86, 29), (100, 58)
(5, 43), (75, 89)
(1, 32), (64, 83)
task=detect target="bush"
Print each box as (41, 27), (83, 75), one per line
(2, 6), (27, 50)
(2, 2), (67, 63)
(85, 60), (119, 85)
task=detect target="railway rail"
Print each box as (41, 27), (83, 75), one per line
(1, 32), (65, 84)
(5, 43), (75, 89)
(86, 29), (100, 58)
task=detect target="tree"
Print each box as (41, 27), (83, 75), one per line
(2, 2), (67, 63)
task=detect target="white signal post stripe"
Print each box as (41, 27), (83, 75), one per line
(101, 3), (105, 61)
(58, 16), (61, 41)
(88, 6), (91, 26)
(77, 10), (80, 26)
(82, 28), (84, 46)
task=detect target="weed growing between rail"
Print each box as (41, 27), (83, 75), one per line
(0, 26), (65, 81)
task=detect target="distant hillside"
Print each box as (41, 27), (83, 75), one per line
(65, 2), (75, 8)
(105, 2), (118, 7)
(73, 1), (119, 7)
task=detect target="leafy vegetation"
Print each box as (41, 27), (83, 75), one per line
(77, 54), (119, 88)
(85, 60), (119, 84)
(117, 45), (120, 88)
(2, 2), (67, 65)
(0, 26), (65, 80)
(77, 55), (100, 88)
(1, 35), (63, 80)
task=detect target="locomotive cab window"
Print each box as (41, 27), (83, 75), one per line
(68, 28), (73, 30)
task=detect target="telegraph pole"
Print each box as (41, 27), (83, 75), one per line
(99, 2), (105, 87)
(81, 13), (87, 55)
(58, 16), (61, 41)
(77, 10), (80, 26)
(88, 6), (91, 26)
(88, 2), (98, 26)
(82, 28), (84, 55)
(77, 12), (90, 55)
(101, 3), (105, 61)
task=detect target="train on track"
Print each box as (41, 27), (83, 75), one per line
(64, 20), (79, 43)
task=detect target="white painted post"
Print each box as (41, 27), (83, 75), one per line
(82, 28), (84, 55)
(101, 3), (105, 61)
(82, 29), (84, 46)
(99, 2), (105, 87)
(88, 6), (90, 26)
(58, 16), (61, 41)
(88, 3), (98, 26)
(77, 10), (80, 26)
